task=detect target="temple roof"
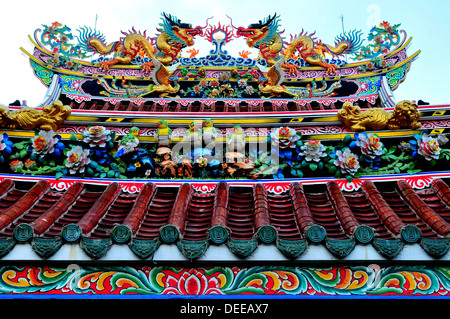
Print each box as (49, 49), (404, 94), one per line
(0, 16), (442, 264)
(0, 175), (448, 261)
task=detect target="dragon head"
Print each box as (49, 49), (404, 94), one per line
(234, 13), (281, 48)
(160, 12), (203, 47)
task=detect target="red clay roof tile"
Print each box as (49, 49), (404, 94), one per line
(0, 178), (448, 259)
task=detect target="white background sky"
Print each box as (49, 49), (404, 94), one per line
(0, 0), (448, 106)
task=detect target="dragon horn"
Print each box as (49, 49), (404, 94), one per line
(264, 13), (277, 26)
(247, 13), (278, 29)
(162, 12), (193, 29)
(162, 12), (170, 22)
(162, 12), (177, 26)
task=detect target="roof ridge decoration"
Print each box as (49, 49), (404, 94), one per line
(75, 12), (204, 72)
(337, 100), (422, 132)
(24, 13), (419, 106)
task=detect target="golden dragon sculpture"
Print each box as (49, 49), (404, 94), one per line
(232, 13), (362, 75)
(258, 57), (342, 98)
(77, 12), (205, 71)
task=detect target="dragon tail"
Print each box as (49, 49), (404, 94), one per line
(328, 29), (364, 56)
(76, 26), (117, 55)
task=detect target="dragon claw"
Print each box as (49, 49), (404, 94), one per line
(317, 61), (337, 75)
(288, 67), (298, 75)
(325, 64), (337, 75)
(282, 63), (298, 75)
(99, 61), (111, 71)
(142, 61), (154, 72)
(99, 58), (121, 71)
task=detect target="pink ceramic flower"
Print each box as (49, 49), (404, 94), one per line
(65, 146), (91, 174)
(32, 130), (58, 155)
(83, 126), (111, 148)
(299, 140), (327, 162)
(418, 134), (440, 161)
(270, 127), (300, 149)
(356, 133), (385, 159)
(334, 148), (360, 176)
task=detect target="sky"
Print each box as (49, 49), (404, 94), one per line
(0, 0), (448, 106)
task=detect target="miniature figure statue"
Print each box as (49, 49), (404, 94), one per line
(184, 121), (202, 146)
(159, 159), (178, 177)
(156, 146), (172, 159)
(202, 118), (217, 148)
(226, 125), (246, 153)
(155, 120), (172, 146)
(178, 158), (193, 178)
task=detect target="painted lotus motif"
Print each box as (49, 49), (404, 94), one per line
(0, 265), (448, 297)
(160, 269), (224, 295)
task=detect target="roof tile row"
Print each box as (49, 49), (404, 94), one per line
(0, 177), (448, 260)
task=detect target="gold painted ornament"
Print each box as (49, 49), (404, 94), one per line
(337, 100), (422, 132)
(0, 100), (71, 131)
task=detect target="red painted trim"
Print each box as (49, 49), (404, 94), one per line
(58, 102), (450, 118)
